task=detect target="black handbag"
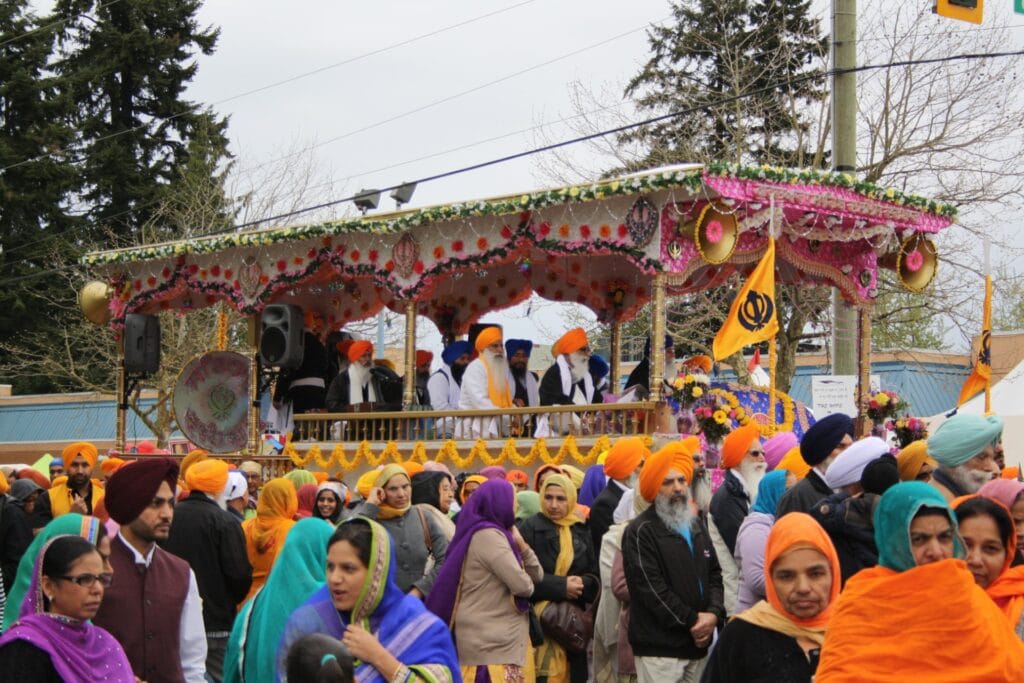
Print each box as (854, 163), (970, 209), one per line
(538, 578), (600, 654)
(528, 608), (545, 647)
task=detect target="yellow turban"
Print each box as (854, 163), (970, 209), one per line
(0, 470), (8, 496)
(402, 460), (424, 477)
(561, 465), (585, 491)
(776, 446), (811, 480)
(180, 449), (209, 480)
(721, 423), (762, 469)
(474, 326), (503, 353)
(62, 442), (98, 469)
(682, 355), (713, 373)
(356, 469), (380, 499)
(896, 440), (937, 482)
(639, 436), (699, 502)
(552, 327), (588, 356)
(185, 459), (230, 495)
(604, 436), (649, 481)
(101, 457), (126, 477)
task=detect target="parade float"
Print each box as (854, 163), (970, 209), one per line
(79, 162), (954, 476)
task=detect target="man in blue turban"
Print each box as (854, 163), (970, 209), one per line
(427, 340), (472, 437)
(927, 413), (1002, 501)
(776, 412), (855, 517)
(505, 339), (539, 407)
(625, 333), (675, 392)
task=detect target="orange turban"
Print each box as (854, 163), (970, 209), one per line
(356, 469), (380, 499)
(62, 442), (98, 469)
(721, 423), (762, 469)
(682, 355), (713, 373)
(402, 460), (424, 477)
(0, 470), (9, 496)
(19, 468), (50, 490)
(336, 339), (354, 357)
(101, 458), (126, 476)
(508, 469), (529, 486)
(475, 326), (503, 353)
(639, 436), (699, 502)
(312, 471), (329, 484)
(348, 340), (373, 362)
(776, 446), (811, 480)
(1002, 467), (1020, 480)
(185, 459), (230, 494)
(896, 440), (936, 482)
(180, 449), (209, 480)
(415, 350), (433, 368)
(552, 327), (588, 356)
(604, 436), (650, 481)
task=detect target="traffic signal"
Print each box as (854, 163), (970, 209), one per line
(935, 0), (983, 24)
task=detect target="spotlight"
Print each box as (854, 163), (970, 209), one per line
(353, 189), (381, 214)
(390, 182), (417, 207)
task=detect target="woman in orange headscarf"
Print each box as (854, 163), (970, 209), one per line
(954, 494), (1024, 639)
(241, 477), (297, 603)
(704, 512), (840, 682)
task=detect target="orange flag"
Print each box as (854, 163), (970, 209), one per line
(957, 275), (992, 406)
(713, 236), (779, 361)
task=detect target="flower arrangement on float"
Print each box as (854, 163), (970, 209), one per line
(886, 415), (928, 448)
(669, 373), (710, 406)
(693, 395), (734, 444)
(866, 390), (907, 424)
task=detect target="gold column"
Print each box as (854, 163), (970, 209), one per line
(115, 336), (126, 453)
(650, 272), (667, 401)
(247, 316), (261, 456)
(403, 300), (417, 408)
(857, 306), (872, 438)
(609, 321), (622, 393)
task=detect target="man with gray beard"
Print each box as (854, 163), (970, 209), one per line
(927, 413), (1003, 502)
(458, 326), (514, 437)
(623, 438), (724, 683)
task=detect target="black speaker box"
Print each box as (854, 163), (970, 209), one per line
(260, 304), (305, 369)
(124, 313), (160, 375)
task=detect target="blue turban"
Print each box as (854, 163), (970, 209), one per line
(929, 413), (1003, 468)
(874, 481), (963, 572)
(589, 354), (609, 380)
(441, 340), (472, 366)
(49, 457), (63, 467)
(800, 412), (854, 466)
(642, 334), (674, 358)
(505, 339), (533, 358)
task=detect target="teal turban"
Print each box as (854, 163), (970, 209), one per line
(874, 481), (964, 572)
(928, 413), (1003, 468)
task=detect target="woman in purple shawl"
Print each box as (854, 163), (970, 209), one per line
(426, 478), (543, 682)
(0, 534), (133, 682)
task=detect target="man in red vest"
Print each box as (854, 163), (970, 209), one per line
(92, 458), (207, 683)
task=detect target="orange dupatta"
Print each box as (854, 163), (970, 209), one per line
(241, 477), (297, 603)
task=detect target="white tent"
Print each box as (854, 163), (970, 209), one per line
(929, 359), (1024, 467)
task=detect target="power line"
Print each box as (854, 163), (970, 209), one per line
(0, 0), (124, 49)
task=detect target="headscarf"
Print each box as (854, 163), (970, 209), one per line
(896, 440), (936, 481)
(458, 474), (487, 506)
(426, 479), (526, 626)
(763, 431), (798, 471)
(61, 442), (98, 470)
(552, 327), (588, 356)
(954, 495), (1024, 633)
(505, 339), (533, 358)
(296, 484), (319, 519)
(0, 535), (134, 682)
(874, 481), (964, 572)
(721, 423), (761, 469)
(312, 482), (348, 524)
(750, 470), (788, 516)
(415, 350), (433, 368)
(411, 471), (450, 512)
(184, 458), (229, 495)
(533, 464), (563, 492)
(284, 469), (318, 491)
(579, 464), (607, 506)
(474, 326), (502, 353)
(10, 478), (42, 503)
(441, 340), (472, 366)
(347, 340), (373, 363)
(929, 413), (1003, 467)
(241, 478), (298, 602)
(479, 465), (507, 480)
(638, 436), (699, 502)
(374, 465), (412, 520)
(825, 437), (889, 489)
(1, 514), (103, 632)
(800, 413), (854, 466)
(224, 518), (335, 683)
(603, 436), (648, 481)
(561, 465), (585, 491)
(516, 491), (540, 521)
(104, 458), (179, 525)
(979, 478), (1024, 510)
(776, 446), (811, 480)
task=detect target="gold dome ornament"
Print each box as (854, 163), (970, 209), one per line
(79, 281), (113, 325)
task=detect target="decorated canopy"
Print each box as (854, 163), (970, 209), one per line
(83, 162), (956, 335)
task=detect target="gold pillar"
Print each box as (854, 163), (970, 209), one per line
(247, 317), (261, 456)
(609, 321), (622, 393)
(650, 272), (667, 401)
(857, 306), (872, 438)
(115, 336), (126, 453)
(403, 300), (417, 408)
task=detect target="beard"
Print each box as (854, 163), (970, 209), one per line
(349, 362), (371, 387)
(663, 361), (678, 382)
(568, 351), (589, 383)
(737, 458), (767, 504)
(510, 363), (527, 379)
(483, 351), (510, 395)
(655, 491), (695, 535)
(948, 463), (996, 494)
(451, 363), (467, 384)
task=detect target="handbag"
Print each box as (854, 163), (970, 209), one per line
(539, 578), (600, 654)
(528, 608), (545, 647)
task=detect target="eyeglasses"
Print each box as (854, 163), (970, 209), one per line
(58, 573), (113, 588)
(749, 449), (766, 458)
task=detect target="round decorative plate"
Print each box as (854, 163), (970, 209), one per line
(172, 351), (251, 452)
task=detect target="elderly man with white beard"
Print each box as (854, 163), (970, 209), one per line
(457, 326), (514, 438)
(926, 413), (1003, 502)
(708, 423), (766, 616)
(325, 340), (384, 411)
(538, 327), (603, 435)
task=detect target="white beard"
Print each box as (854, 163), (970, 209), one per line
(738, 459), (767, 504)
(663, 361), (678, 382)
(348, 363), (374, 404)
(483, 351), (510, 396)
(948, 463), (997, 494)
(655, 493), (695, 534)
(568, 351), (589, 383)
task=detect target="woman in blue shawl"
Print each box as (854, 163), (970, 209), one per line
(224, 517), (335, 683)
(278, 516), (460, 683)
(734, 470), (791, 611)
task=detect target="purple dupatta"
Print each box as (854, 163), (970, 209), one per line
(0, 535), (134, 683)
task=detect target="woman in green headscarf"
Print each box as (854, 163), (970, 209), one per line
(1, 514), (104, 632)
(223, 517), (334, 683)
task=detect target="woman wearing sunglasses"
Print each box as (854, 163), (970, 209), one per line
(0, 534), (133, 682)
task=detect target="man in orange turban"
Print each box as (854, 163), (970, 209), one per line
(35, 441), (105, 527)
(325, 338), (383, 411)
(590, 436), (651, 548)
(624, 435), (724, 681)
(413, 349), (434, 405)
(456, 325), (513, 438)
(164, 457), (253, 680)
(538, 327), (600, 435)
(709, 423), (765, 615)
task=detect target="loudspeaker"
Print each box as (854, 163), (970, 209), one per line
(260, 304), (305, 369)
(124, 314), (160, 375)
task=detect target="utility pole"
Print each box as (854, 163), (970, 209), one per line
(831, 0), (858, 377)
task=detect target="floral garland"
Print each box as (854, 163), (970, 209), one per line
(285, 440), (313, 467)
(704, 161), (957, 218)
(313, 444), (335, 470)
(710, 387), (796, 437)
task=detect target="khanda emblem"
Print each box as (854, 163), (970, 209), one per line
(979, 330), (992, 367)
(737, 290), (775, 332)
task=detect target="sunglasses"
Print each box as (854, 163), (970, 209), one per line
(59, 572), (113, 588)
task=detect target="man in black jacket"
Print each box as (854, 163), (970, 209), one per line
(589, 435), (648, 549)
(776, 413), (855, 517)
(623, 440), (724, 683)
(163, 459), (252, 683)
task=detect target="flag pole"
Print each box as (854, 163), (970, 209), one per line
(768, 196), (777, 430)
(984, 238), (992, 414)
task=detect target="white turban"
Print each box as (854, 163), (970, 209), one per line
(224, 471), (248, 501)
(826, 436), (890, 489)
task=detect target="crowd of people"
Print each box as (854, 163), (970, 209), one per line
(2, 364), (1024, 680)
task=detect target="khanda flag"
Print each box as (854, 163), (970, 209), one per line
(713, 236), (779, 361)
(958, 275), (992, 406)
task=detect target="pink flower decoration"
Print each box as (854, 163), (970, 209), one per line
(705, 219), (724, 244)
(904, 249), (924, 273)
